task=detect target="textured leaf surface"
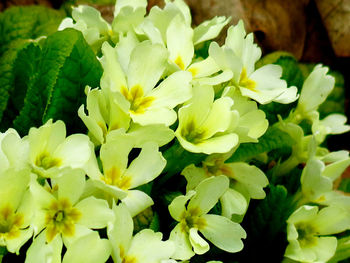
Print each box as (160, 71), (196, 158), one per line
(235, 185), (295, 262)
(0, 6), (64, 56)
(12, 29), (102, 135)
(0, 40), (27, 123)
(227, 126), (295, 163)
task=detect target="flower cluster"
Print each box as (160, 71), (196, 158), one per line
(1, 0), (350, 262)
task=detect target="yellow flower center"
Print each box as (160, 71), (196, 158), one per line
(295, 222), (318, 248)
(239, 68), (257, 92)
(180, 207), (207, 232)
(120, 245), (137, 263)
(174, 55), (185, 70)
(35, 152), (62, 170)
(0, 205), (24, 240)
(121, 85), (154, 114)
(181, 119), (207, 144)
(44, 198), (81, 242)
(101, 166), (131, 190)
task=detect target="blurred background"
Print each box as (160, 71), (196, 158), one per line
(1, 0), (350, 150)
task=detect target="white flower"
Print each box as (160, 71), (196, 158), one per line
(108, 204), (174, 263)
(27, 120), (95, 178)
(0, 168), (33, 254)
(295, 65), (335, 121)
(88, 134), (166, 216)
(285, 205), (350, 263)
(100, 41), (192, 126)
(168, 176), (246, 260)
(209, 20), (298, 104)
(26, 170), (114, 262)
(175, 85), (238, 154)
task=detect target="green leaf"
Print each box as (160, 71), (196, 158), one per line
(0, 6), (65, 56)
(329, 236), (350, 263)
(338, 178), (350, 193)
(0, 39), (32, 124)
(227, 126), (295, 163)
(0, 247), (6, 262)
(0, 42), (42, 131)
(12, 28), (102, 135)
(235, 185), (295, 262)
(149, 212), (160, 232)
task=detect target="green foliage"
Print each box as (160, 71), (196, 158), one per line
(149, 212), (160, 232)
(0, 29), (103, 135)
(0, 247), (6, 263)
(338, 178), (350, 193)
(235, 185), (295, 262)
(227, 126), (295, 163)
(0, 6), (65, 56)
(0, 39), (32, 122)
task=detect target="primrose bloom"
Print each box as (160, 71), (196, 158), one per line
(142, 1), (230, 84)
(28, 120), (95, 178)
(100, 41), (192, 126)
(0, 168), (33, 254)
(209, 20), (298, 104)
(168, 176), (246, 260)
(285, 205), (350, 263)
(26, 170), (114, 262)
(108, 204), (174, 263)
(294, 65), (335, 122)
(311, 113), (350, 143)
(59, 0), (147, 52)
(88, 135), (166, 216)
(182, 152), (268, 219)
(59, 5), (112, 52)
(0, 128), (28, 173)
(175, 85), (238, 154)
(300, 155), (350, 206)
(222, 86), (268, 143)
(78, 86), (174, 146)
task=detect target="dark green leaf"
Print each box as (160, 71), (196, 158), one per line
(235, 185), (295, 262)
(0, 6), (64, 56)
(0, 39), (32, 125)
(13, 28), (102, 135)
(227, 126), (295, 163)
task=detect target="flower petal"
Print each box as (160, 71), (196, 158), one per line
(169, 190), (196, 221)
(127, 229), (175, 263)
(122, 189), (154, 217)
(188, 175), (229, 215)
(127, 41), (167, 94)
(25, 231), (63, 263)
(149, 70), (192, 109)
(62, 232), (111, 263)
(189, 227), (209, 255)
(167, 14), (193, 70)
(75, 196), (114, 229)
(220, 188), (248, 218)
(55, 169), (86, 205)
(126, 142), (166, 188)
(107, 204), (133, 262)
(200, 214), (246, 252)
(169, 223), (195, 260)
